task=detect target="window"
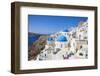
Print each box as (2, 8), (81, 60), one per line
(61, 44), (62, 48)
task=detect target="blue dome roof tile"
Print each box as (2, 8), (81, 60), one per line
(48, 37), (54, 41)
(63, 29), (69, 32)
(57, 35), (68, 42)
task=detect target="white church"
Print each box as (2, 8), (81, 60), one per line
(36, 21), (88, 60)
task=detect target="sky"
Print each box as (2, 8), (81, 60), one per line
(28, 15), (88, 34)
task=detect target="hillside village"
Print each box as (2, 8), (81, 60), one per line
(36, 21), (88, 60)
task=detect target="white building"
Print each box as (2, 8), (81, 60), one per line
(36, 21), (88, 60)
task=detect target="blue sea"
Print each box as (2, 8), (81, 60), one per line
(28, 35), (39, 46)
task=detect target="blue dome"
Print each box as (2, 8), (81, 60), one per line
(48, 37), (54, 41)
(63, 29), (69, 32)
(57, 35), (68, 42)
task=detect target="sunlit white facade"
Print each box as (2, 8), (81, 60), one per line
(36, 21), (88, 60)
